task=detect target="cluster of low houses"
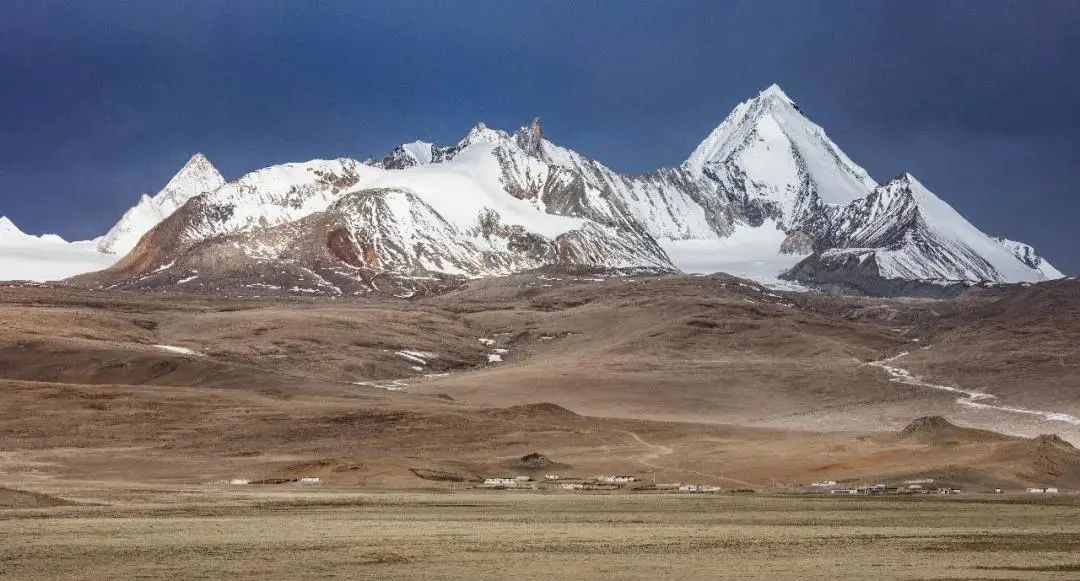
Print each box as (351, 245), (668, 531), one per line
(811, 479), (963, 495)
(482, 474), (642, 490)
(807, 478), (1062, 495)
(826, 484), (963, 495)
(480, 473), (721, 493)
(215, 473), (1063, 494)
(215, 476), (322, 486)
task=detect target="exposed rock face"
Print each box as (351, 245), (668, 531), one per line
(782, 251), (972, 298)
(779, 231), (813, 255)
(371, 141), (440, 170)
(517, 452), (555, 469)
(783, 174), (1058, 293)
(995, 237), (1065, 279)
(514, 118), (544, 155)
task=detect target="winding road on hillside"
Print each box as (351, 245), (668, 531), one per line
(868, 351), (1080, 427)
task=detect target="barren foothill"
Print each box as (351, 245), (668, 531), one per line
(2, 274), (1080, 578)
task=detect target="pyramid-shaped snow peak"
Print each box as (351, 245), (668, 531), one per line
(684, 84), (877, 229)
(0, 216), (23, 237)
(96, 153), (225, 256)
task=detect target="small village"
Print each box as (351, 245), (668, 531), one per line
(209, 472), (1068, 495)
(478, 473), (724, 493)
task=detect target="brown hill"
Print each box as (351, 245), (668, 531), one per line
(897, 416), (1015, 446)
(0, 487), (73, 509)
(1, 276), (1079, 491)
(989, 434), (1080, 486)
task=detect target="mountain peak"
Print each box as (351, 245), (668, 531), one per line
(808, 171), (1054, 283)
(892, 172), (922, 188)
(186, 152), (211, 165)
(459, 122), (510, 148)
(684, 84), (877, 218)
(0, 216), (22, 236)
(758, 83), (793, 105)
(514, 117), (544, 155)
(96, 153), (227, 256)
(169, 153), (223, 187)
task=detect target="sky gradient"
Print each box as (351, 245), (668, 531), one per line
(1, 1), (1077, 273)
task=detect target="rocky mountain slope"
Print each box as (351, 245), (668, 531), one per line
(3, 85), (1065, 292)
(995, 236), (1064, 279)
(783, 173), (1055, 293)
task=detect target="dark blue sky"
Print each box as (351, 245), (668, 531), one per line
(1, 1), (1077, 273)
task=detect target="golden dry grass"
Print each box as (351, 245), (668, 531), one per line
(2, 488), (1080, 580)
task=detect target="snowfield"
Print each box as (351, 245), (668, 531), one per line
(659, 219), (808, 288)
(0, 217), (118, 281)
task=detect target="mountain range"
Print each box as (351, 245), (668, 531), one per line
(1, 85), (1063, 295)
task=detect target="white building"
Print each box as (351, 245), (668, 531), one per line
(299, 477), (321, 485)
(544, 474), (561, 480)
(484, 477), (520, 487)
(678, 484), (721, 493)
(1027, 487), (1059, 494)
(810, 480), (837, 487)
(229, 479), (250, 485)
(596, 475), (637, 484)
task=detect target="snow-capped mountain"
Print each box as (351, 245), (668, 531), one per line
(1, 154), (227, 282)
(684, 84), (878, 230)
(74, 122), (675, 295)
(783, 173), (1059, 290)
(8, 84), (1065, 294)
(97, 153), (225, 256)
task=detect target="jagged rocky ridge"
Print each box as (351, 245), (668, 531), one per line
(782, 173), (1062, 294)
(31, 84), (1065, 295)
